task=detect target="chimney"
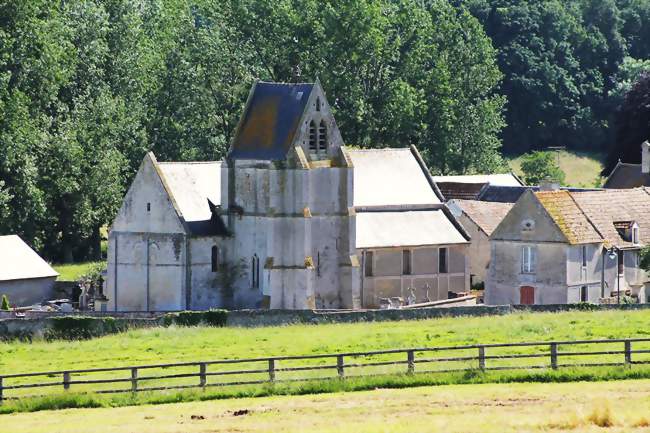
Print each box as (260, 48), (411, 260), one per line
(539, 179), (560, 191)
(642, 140), (650, 174)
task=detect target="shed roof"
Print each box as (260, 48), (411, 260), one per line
(0, 235), (58, 281)
(603, 162), (650, 189)
(157, 161), (227, 236)
(229, 82), (314, 160)
(571, 188), (650, 248)
(451, 200), (513, 236)
(534, 191), (602, 245)
(432, 173), (523, 187)
(355, 209), (468, 249)
(347, 148), (441, 207)
(437, 182), (487, 201)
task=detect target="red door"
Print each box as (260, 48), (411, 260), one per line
(520, 286), (535, 305)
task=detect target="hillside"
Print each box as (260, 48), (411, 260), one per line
(508, 150), (606, 187)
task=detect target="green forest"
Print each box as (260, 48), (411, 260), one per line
(1, 0), (649, 262)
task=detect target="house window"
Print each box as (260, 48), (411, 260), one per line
(251, 254), (260, 289)
(211, 246), (219, 272)
(521, 246), (536, 274)
(402, 250), (412, 275)
(618, 251), (624, 275)
(364, 251), (373, 277)
(633, 226), (640, 244)
(581, 245), (587, 268)
(318, 120), (327, 152)
(309, 120), (317, 152)
(580, 286), (588, 302)
(439, 248), (448, 274)
(147, 202), (151, 212)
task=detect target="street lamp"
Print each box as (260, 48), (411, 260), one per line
(607, 248), (620, 305)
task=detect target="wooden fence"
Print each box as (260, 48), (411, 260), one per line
(3, 337), (650, 403)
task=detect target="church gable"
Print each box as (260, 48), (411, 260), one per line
(111, 153), (186, 234)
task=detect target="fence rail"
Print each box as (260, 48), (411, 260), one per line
(3, 337), (650, 403)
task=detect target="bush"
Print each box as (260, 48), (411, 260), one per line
(1, 294), (9, 310)
(520, 151), (566, 185)
(162, 310), (228, 327)
(45, 316), (126, 341)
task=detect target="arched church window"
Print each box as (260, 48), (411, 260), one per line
(309, 120), (317, 152)
(316, 97), (321, 112)
(251, 254), (260, 289)
(211, 246), (219, 272)
(318, 120), (327, 152)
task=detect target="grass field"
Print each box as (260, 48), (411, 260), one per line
(52, 261), (105, 281)
(508, 150), (605, 187)
(4, 380), (650, 433)
(3, 309), (650, 412)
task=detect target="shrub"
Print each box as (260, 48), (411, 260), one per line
(162, 310), (228, 327)
(45, 316), (125, 341)
(1, 294), (9, 310)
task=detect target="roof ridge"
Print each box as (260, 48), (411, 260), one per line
(157, 161), (221, 165)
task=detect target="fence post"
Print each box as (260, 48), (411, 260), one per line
(268, 359), (276, 382)
(337, 355), (345, 378)
(130, 367), (138, 392)
(478, 346), (486, 371)
(625, 341), (632, 367)
(550, 343), (558, 370)
(63, 371), (71, 391)
(199, 363), (207, 387)
(407, 350), (415, 374)
(0, 376), (3, 404)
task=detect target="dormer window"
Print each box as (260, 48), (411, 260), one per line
(633, 224), (640, 245)
(318, 120), (327, 152)
(309, 120), (317, 152)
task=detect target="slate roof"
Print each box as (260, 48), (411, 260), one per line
(157, 161), (228, 237)
(603, 162), (650, 189)
(479, 185), (603, 203)
(347, 148), (441, 207)
(355, 209), (469, 249)
(229, 82), (314, 160)
(0, 235), (58, 281)
(451, 200), (513, 236)
(432, 173), (523, 187)
(571, 188), (650, 249)
(534, 191), (602, 245)
(437, 182), (487, 201)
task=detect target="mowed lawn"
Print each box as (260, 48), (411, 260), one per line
(3, 309), (650, 375)
(4, 380), (650, 433)
(52, 261), (104, 281)
(509, 150), (605, 187)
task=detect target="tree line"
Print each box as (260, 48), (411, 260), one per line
(0, 0), (648, 262)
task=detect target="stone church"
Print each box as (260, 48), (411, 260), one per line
(106, 80), (470, 311)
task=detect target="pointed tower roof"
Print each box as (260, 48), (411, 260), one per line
(229, 81), (315, 160)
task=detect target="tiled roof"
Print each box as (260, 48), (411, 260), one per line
(0, 235), (58, 281)
(432, 173), (523, 186)
(535, 191), (602, 245)
(571, 188), (650, 248)
(603, 162), (650, 189)
(451, 200), (513, 235)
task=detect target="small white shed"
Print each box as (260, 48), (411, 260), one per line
(0, 235), (59, 307)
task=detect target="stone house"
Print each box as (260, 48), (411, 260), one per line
(486, 188), (650, 305)
(447, 200), (513, 288)
(106, 80), (470, 311)
(604, 140), (650, 188)
(0, 235), (59, 307)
